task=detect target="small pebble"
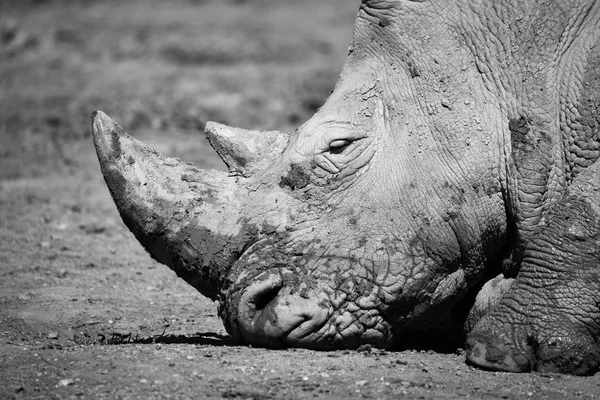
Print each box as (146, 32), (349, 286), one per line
(58, 379), (74, 387)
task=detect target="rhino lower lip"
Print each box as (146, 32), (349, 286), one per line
(284, 316), (328, 343)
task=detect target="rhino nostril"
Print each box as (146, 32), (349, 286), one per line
(239, 272), (284, 317)
(253, 285), (281, 311)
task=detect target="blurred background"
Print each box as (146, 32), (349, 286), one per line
(0, 0), (360, 377)
(0, 0), (360, 179)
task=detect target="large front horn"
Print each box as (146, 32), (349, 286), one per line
(205, 122), (289, 177)
(91, 111), (257, 300)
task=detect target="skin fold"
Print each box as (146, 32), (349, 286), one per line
(92, 0), (600, 374)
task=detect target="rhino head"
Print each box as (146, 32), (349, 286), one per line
(92, 0), (600, 357)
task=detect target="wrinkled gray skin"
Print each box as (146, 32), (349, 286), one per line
(91, 0), (600, 375)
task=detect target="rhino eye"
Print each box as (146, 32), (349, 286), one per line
(328, 139), (353, 154)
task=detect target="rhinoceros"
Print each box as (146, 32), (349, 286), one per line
(91, 0), (600, 375)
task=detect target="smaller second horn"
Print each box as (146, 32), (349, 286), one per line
(205, 122), (289, 177)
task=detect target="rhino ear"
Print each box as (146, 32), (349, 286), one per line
(204, 122), (289, 177)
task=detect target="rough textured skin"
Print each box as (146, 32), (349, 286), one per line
(466, 154), (600, 375)
(92, 0), (600, 375)
(463, 274), (514, 333)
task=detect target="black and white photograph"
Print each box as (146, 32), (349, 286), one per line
(2, 0), (600, 398)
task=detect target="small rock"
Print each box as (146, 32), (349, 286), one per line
(355, 380), (368, 387)
(17, 294), (31, 301)
(47, 332), (59, 340)
(356, 344), (372, 354)
(140, 379), (148, 384)
(58, 379), (74, 387)
(79, 222), (106, 234)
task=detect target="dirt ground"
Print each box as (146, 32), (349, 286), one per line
(2, 1), (600, 399)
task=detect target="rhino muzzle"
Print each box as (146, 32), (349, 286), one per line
(227, 268), (332, 348)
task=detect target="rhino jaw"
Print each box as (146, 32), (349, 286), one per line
(91, 111), (256, 300)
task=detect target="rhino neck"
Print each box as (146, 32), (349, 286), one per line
(454, 1), (600, 266)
